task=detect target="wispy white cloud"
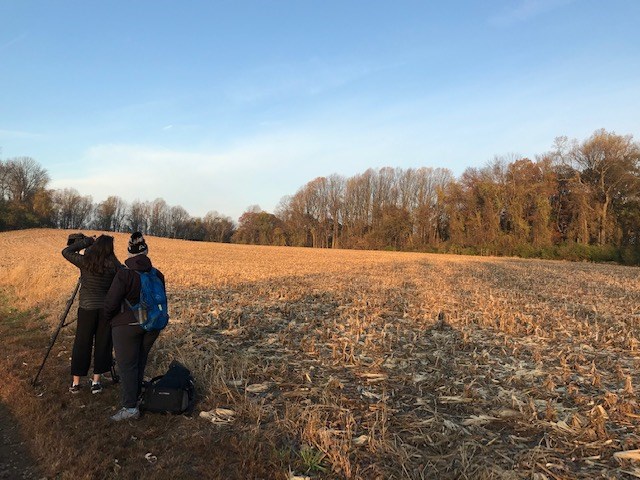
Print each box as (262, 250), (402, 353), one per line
(0, 128), (44, 139)
(49, 134), (322, 219)
(225, 58), (387, 104)
(489, 0), (575, 27)
(0, 32), (27, 51)
(51, 144), (226, 215)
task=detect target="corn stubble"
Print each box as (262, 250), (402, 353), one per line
(1, 229), (640, 479)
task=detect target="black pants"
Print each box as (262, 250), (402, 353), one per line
(112, 324), (160, 408)
(71, 308), (113, 376)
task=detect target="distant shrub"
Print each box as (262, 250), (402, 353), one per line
(588, 245), (620, 263)
(436, 241), (637, 266)
(513, 244), (540, 259)
(620, 247), (640, 265)
(555, 243), (590, 262)
(538, 246), (560, 260)
(447, 245), (479, 256)
(551, 243), (621, 263)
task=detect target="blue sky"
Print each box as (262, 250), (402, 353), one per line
(1, 0), (639, 221)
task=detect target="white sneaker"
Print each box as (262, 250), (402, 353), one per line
(110, 407), (140, 422)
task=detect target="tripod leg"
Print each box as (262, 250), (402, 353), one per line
(32, 279), (81, 387)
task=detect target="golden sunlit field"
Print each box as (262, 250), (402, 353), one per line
(1, 228), (640, 480)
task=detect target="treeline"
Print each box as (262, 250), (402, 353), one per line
(1, 128), (639, 264)
(0, 157), (234, 241)
(237, 129), (640, 264)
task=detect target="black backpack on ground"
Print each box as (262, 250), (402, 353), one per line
(140, 360), (195, 414)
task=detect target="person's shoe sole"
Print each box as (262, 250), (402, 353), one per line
(110, 408), (141, 422)
(110, 413), (140, 422)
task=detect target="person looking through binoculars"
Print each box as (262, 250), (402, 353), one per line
(62, 233), (122, 394)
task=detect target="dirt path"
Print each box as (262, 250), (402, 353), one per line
(0, 401), (41, 479)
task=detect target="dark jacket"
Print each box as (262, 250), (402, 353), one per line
(62, 237), (122, 310)
(104, 254), (166, 328)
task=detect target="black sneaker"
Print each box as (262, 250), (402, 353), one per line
(91, 382), (103, 394)
(69, 384), (81, 394)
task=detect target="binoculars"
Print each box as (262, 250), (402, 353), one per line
(66, 233), (87, 246)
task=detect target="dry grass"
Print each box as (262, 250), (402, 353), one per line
(1, 228), (640, 479)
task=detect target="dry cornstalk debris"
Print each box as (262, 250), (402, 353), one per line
(614, 449), (640, 461)
(199, 408), (236, 425)
(1, 229), (640, 479)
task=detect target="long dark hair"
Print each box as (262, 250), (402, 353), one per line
(84, 235), (116, 275)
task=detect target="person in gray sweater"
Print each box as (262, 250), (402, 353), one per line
(62, 234), (122, 394)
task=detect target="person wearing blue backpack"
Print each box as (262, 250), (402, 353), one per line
(104, 232), (169, 421)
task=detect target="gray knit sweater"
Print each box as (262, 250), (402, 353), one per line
(61, 237), (122, 310)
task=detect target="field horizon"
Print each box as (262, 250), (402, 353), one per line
(1, 228), (640, 479)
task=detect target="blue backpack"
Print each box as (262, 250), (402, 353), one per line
(126, 268), (169, 331)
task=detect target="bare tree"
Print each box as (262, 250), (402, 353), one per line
(570, 129), (640, 245)
(326, 174), (345, 248)
(168, 205), (191, 238)
(128, 200), (150, 234)
(203, 211), (235, 242)
(4, 157), (49, 205)
(149, 198), (170, 237)
(275, 194), (311, 247)
(397, 168), (418, 212)
(0, 160), (9, 200)
(343, 170), (374, 246)
(94, 196), (127, 232)
(286, 178), (331, 248)
(413, 167), (453, 246)
(52, 188), (93, 229)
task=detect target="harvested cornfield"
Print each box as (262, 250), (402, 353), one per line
(1, 228), (640, 479)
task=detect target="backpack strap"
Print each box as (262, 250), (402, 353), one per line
(148, 375), (164, 385)
(123, 270), (144, 310)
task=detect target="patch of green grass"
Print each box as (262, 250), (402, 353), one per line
(298, 444), (326, 473)
(275, 445), (293, 465)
